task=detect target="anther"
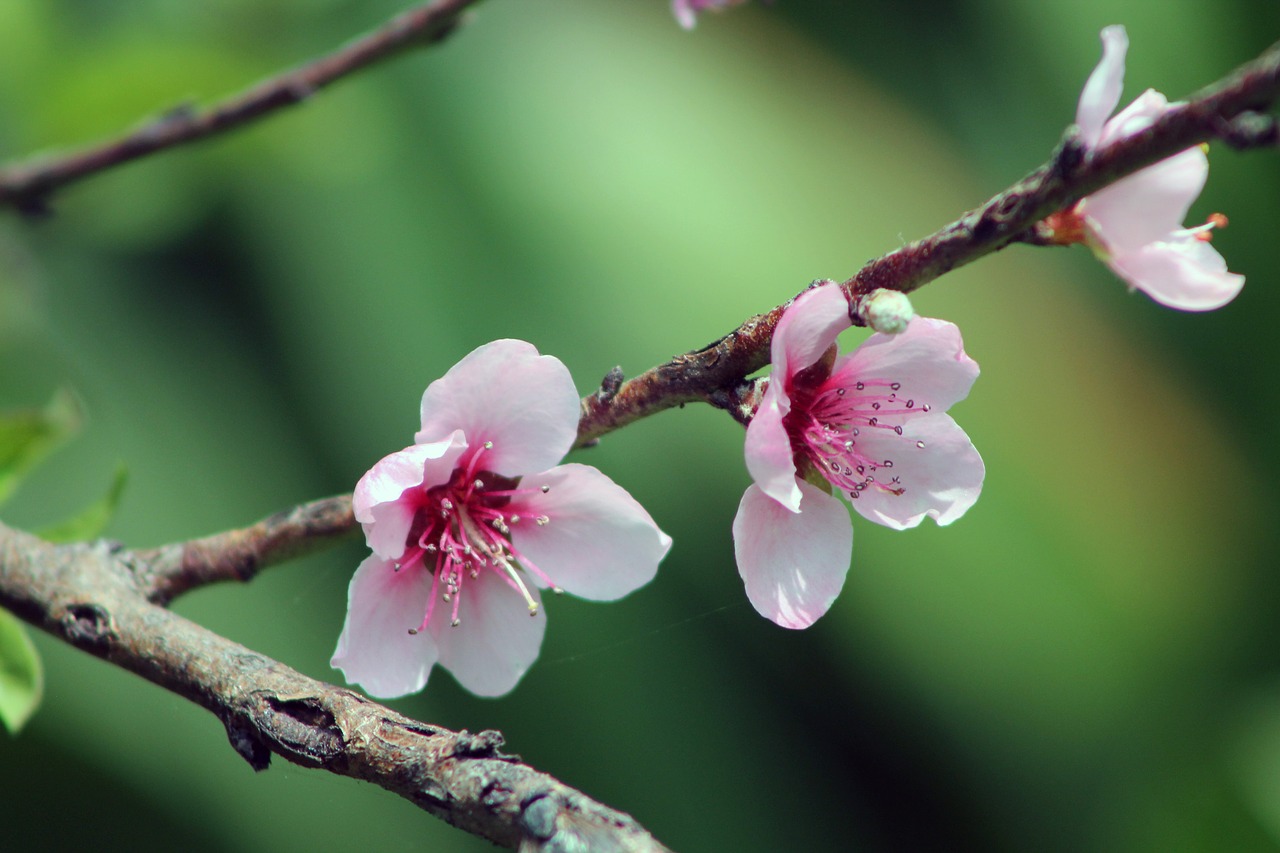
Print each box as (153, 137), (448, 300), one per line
(891, 382), (901, 390)
(451, 618), (461, 627)
(536, 516), (550, 526)
(894, 426), (903, 435)
(441, 499), (453, 510)
(837, 388), (846, 396)
(540, 485), (550, 493)
(855, 381), (865, 390)
(484, 441), (493, 449)
(916, 440), (926, 448)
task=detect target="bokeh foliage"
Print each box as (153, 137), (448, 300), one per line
(2, 1), (1279, 850)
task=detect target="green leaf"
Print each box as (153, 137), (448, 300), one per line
(0, 389), (82, 507)
(37, 464), (129, 544)
(0, 608), (43, 735)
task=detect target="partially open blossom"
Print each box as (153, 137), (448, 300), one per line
(332, 339), (671, 698)
(672, 0), (752, 29)
(733, 285), (984, 629)
(1044, 25), (1244, 311)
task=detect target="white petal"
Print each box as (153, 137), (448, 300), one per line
(838, 317), (979, 413)
(416, 340), (580, 478)
(1082, 147), (1206, 253)
(331, 555), (438, 699)
(1096, 89), (1170, 147)
(429, 571), (546, 697)
(1077, 25), (1128, 146)
(732, 480), (852, 629)
(1108, 238), (1245, 311)
(508, 463), (671, 601)
(847, 413), (985, 530)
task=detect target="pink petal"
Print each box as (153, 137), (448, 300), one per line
(839, 317), (979, 413)
(732, 480), (853, 629)
(1081, 147), (1206, 252)
(672, 0), (696, 28)
(1077, 25), (1128, 147)
(743, 378), (802, 511)
(415, 340), (580, 478)
(354, 433), (467, 561)
(1108, 238), (1245, 311)
(428, 571), (546, 697)
(771, 285), (851, 381)
(1096, 89), (1171, 147)
(331, 555), (439, 699)
(507, 463), (671, 600)
(846, 413), (985, 530)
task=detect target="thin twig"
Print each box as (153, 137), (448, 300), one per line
(0, 0), (483, 215)
(574, 38), (1280, 445)
(131, 495), (356, 604)
(0, 521), (670, 852)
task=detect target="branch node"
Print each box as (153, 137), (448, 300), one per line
(597, 366), (625, 402)
(1217, 110), (1280, 150)
(452, 728), (515, 760)
(225, 716), (273, 771)
(520, 794), (560, 841)
(61, 602), (114, 650)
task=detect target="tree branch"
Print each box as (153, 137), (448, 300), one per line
(130, 495), (356, 605)
(0, 519), (670, 852)
(574, 38), (1280, 445)
(0, 0), (483, 215)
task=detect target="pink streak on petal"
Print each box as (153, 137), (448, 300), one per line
(732, 480), (852, 629)
(847, 413), (985, 530)
(508, 463), (671, 601)
(331, 554), (439, 699)
(1108, 239), (1245, 311)
(1082, 148), (1206, 253)
(416, 339), (579, 478)
(1077, 25), (1128, 147)
(743, 378), (802, 511)
(772, 285), (851, 380)
(354, 433), (467, 560)
(839, 317), (979, 413)
(429, 572), (546, 698)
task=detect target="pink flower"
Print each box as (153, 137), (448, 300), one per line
(733, 285), (984, 629)
(1047, 25), (1244, 311)
(672, 0), (751, 30)
(332, 339), (671, 698)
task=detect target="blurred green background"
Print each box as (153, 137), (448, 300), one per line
(2, 1), (1279, 850)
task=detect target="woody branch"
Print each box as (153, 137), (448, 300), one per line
(0, 517), (669, 853)
(575, 37), (1280, 446)
(0, 0), (483, 215)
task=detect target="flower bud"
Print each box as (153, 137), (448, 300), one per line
(859, 289), (914, 335)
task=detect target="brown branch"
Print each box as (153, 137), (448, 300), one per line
(0, 519), (671, 852)
(574, 38), (1280, 445)
(131, 494), (356, 605)
(0, 0), (483, 215)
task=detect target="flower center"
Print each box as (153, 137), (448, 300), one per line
(794, 379), (930, 501)
(394, 441), (556, 634)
